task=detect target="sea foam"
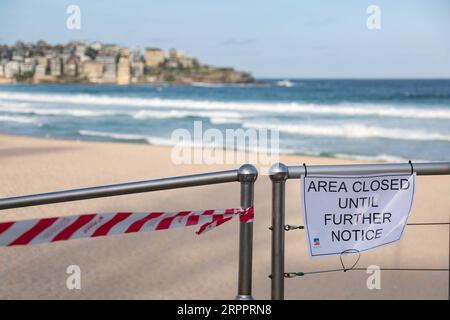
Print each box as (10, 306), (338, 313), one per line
(1, 92), (449, 119)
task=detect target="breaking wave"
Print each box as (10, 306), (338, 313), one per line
(0, 101), (244, 124)
(1, 92), (449, 119)
(78, 130), (175, 146)
(0, 114), (41, 125)
(243, 122), (450, 142)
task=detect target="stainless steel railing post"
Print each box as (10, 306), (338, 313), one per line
(236, 164), (258, 300)
(269, 163), (289, 300)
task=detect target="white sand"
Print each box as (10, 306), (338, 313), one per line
(0, 134), (448, 299)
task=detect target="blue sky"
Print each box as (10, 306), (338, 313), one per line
(1, 0), (449, 78)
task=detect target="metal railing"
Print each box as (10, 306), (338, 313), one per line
(0, 164), (258, 300)
(268, 161), (450, 300)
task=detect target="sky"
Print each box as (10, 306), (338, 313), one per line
(0, 0), (449, 78)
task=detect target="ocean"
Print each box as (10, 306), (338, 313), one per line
(0, 79), (449, 162)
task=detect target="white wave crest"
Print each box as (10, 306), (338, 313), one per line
(0, 115), (41, 125)
(78, 130), (197, 147)
(77, 129), (266, 149)
(2, 106), (120, 117)
(132, 110), (243, 124)
(0, 100), (244, 124)
(243, 122), (450, 142)
(1, 92), (449, 119)
(276, 80), (294, 87)
(333, 153), (409, 163)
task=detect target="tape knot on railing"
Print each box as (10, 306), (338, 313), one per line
(195, 207), (254, 235)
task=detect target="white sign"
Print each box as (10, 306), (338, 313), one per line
(301, 173), (415, 257)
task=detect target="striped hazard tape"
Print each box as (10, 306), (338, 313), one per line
(0, 207), (253, 247)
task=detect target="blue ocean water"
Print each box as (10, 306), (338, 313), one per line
(0, 79), (449, 162)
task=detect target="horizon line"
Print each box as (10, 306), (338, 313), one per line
(257, 77), (450, 80)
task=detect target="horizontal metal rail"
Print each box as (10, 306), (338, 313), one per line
(0, 169), (239, 210)
(0, 165), (258, 300)
(269, 161), (450, 300)
(285, 162), (450, 179)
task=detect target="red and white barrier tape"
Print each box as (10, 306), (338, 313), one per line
(0, 207), (253, 247)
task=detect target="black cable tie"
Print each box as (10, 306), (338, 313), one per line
(284, 272), (298, 278)
(284, 225), (305, 231)
(408, 160), (414, 175)
(283, 272), (305, 278)
(269, 225), (305, 231)
(303, 163), (308, 177)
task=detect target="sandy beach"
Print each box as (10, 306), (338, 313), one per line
(0, 134), (448, 299)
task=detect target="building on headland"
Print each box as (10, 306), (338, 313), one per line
(178, 53), (197, 69)
(96, 53), (116, 83)
(164, 49), (196, 69)
(117, 48), (131, 85)
(35, 56), (48, 70)
(32, 56), (48, 80)
(12, 53), (24, 63)
(34, 64), (47, 77)
(102, 44), (119, 57)
(131, 60), (144, 83)
(49, 56), (62, 77)
(75, 43), (90, 62)
(119, 47), (130, 58)
(166, 49), (179, 68)
(21, 57), (36, 74)
(0, 45), (9, 60)
(0, 40), (254, 84)
(117, 56), (131, 85)
(130, 46), (144, 83)
(145, 48), (165, 68)
(131, 46), (141, 63)
(4, 60), (20, 78)
(64, 54), (79, 77)
(61, 45), (74, 65)
(80, 60), (103, 83)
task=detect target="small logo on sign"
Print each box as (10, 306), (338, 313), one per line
(313, 237), (321, 246)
